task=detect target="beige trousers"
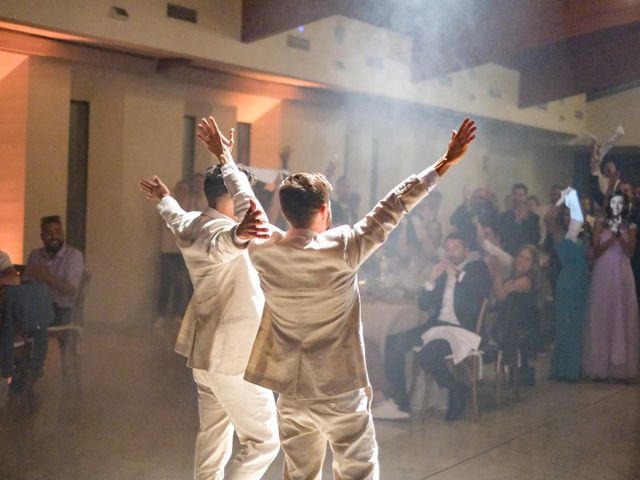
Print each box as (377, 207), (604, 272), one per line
(192, 368), (279, 480)
(277, 387), (379, 480)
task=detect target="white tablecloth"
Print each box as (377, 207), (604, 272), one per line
(361, 301), (427, 363)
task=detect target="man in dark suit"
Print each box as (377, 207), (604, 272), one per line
(373, 232), (491, 421)
(416, 232), (491, 421)
(498, 183), (541, 255)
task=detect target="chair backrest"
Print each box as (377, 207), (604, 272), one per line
(475, 298), (490, 335)
(71, 271), (91, 326)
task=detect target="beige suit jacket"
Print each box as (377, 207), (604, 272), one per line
(222, 163), (440, 398)
(157, 197), (263, 375)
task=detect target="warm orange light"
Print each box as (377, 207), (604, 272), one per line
(0, 51), (28, 263)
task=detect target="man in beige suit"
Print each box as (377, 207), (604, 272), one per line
(199, 117), (476, 479)
(138, 160), (279, 480)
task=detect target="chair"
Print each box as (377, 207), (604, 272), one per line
(495, 345), (521, 408)
(409, 298), (489, 422)
(47, 271), (91, 375)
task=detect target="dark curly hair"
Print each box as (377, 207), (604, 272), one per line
(603, 189), (631, 229)
(204, 163), (256, 207)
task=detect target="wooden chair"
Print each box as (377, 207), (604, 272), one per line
(495, 347), (521, 408)
(409, 298), (489, 422)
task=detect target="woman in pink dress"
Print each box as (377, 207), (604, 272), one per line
(583, 191), (639, 379)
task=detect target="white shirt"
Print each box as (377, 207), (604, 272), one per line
(482, 239), (513, 279)
(424, 261), (469, 326)
(438, 272), (460, 325)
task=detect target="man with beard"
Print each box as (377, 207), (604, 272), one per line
(24, 216), (84, 329)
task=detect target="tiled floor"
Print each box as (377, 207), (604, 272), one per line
(1, 327), (638, 480)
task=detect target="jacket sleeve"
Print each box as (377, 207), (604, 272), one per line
(157, 196), (247, 264)
(457, 261), (492, 331)
(221, 163), (267, 221)
(418, 283), (440, 312)
(157, 196), (194, 236)
(343, 168), (440, 270)
(205, 222), (249, 264)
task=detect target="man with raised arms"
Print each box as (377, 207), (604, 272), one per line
(198, 116), (476, 479)
(138, 138), (279, 479)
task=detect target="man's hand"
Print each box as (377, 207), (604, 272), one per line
(429, 261), (448, 283)
(138, 176), (171, 202)
(25, 264), (55, 284)
(236, 199), (270, 241)
(196, 116), (235, 164)
(435, 118), (477, 176)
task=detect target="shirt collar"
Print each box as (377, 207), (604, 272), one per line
(202, 207), (233, 222)
(286, 228), (319, 239)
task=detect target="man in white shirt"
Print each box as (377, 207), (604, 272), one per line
(138, 160), (279, 480)
(198, 116), (476, 479)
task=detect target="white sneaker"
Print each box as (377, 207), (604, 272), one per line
(372, 399), (410, 420)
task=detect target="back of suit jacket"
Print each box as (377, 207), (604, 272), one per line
(157, 197), (264, 375)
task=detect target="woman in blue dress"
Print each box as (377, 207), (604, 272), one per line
(545, 188), (590, 381)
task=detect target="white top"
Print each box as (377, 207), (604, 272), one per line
(438, 273), (460, 325)
(482, 239), (513, 278)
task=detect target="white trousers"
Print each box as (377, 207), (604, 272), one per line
(277, 387), (379, 480)
(192, 368), (279, 480)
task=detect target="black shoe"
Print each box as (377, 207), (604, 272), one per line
(445, 384), (469, 421)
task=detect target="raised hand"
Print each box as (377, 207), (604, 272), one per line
(237, 199), (270, 241)
(445, 118), (476, 164)
(138, 176), (171, 202)
(196, 116), (235, 162)
(435, 118), (476, 176)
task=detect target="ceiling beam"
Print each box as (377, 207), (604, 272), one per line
(0, 27), (340, 105)
(516, 23), (640, 107)
(241, 0), (343, 43)
(411, 0), (640, 81)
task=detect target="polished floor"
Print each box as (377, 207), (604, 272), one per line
(1, 327), (638, 480)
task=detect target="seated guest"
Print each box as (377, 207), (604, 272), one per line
(498, 183), (541, 255)
(488, 244), (540, 386)
(411, 233), (491, 421)
(450, 187), (498, 251)
(1, 283), (55, 392)
(0, 250), (19, 286)
(23, 216), (84, 338)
